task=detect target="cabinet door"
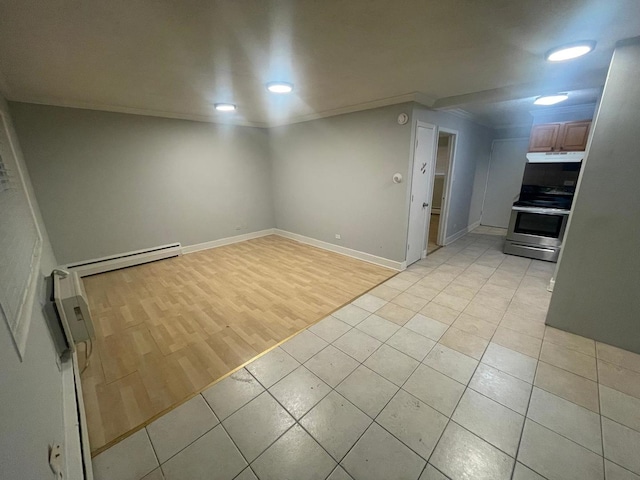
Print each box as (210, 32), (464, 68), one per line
(558, 120), (591, 151)
(528, 123), (561, 152)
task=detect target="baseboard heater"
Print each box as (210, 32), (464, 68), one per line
(65, 242), (182, 277)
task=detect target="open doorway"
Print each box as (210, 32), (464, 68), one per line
(406, 122), (437, 266)
(427, 130), (456, 254)
(406, 123), (458, 266)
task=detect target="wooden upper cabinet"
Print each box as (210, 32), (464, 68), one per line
(529, 123), (561, 152)
(559, 121), (591, 151)
(528, 120), (592, 152)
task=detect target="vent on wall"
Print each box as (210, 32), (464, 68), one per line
(65, 243), (182, 277)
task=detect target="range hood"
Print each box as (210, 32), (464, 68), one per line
(526, 151), (584, 163)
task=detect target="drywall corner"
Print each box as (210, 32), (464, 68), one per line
(546, 40), (640, 354)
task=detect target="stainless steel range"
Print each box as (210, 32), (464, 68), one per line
(504, 154), (582, 262)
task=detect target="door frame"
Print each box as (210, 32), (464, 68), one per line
(435, 127), (459, 247)
(406, 120), (438, 264)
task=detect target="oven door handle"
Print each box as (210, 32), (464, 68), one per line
(512, 206), (570, 215)
(508, 243), (557, 253)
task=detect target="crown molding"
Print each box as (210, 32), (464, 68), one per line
(6, 94), (271, 128)
(444, 108), (474, 121)
(6, 91), (438, 129)
(268, 92), (436, 127)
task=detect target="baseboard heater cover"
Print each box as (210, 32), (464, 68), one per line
(65, 243), (182, 277)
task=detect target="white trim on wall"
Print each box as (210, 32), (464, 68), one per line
(274, 229), (405, 271)
(435, 127), (459, 247)
(7, 91), (437, 130)
(405, 120), (438, 265)
(182, 229), (276, 254)
(64, 227), (403, 278)
(186, 228), (404, 270)
(62, 353), (93, 480)
(0, 108), (43, 359)
(444, 220), (481, 245)
(67, 243), (183, 277)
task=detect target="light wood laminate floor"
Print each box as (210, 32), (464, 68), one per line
(80, 235), (395, 455)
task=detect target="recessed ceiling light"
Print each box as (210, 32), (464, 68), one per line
(545, 41), (596, 62)
(266, 82), (294, 94)
(534, 94), (569, 106)
(214, 103), (237, 112)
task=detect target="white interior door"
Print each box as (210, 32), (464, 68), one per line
(482, 138), (529, 228)
(407, 125), (436, 265)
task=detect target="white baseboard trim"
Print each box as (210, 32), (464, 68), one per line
(62, 353), (93, 479)
(182, 229), (276, 254)
(67, 243), (183, 277)
(547, 278), (555, 292)
(274, 229), (405, 271)
(68, 228), (403, 277)
(444, 220), (481, 245)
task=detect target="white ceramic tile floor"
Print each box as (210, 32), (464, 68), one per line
(146, 395), (219, 463)
(92, 229), (640, 480)
(269, 366), (332, 419)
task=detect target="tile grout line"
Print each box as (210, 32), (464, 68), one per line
(151, 391), (255, 476)
(240, 349), (374, 478)
(307, 290), (468, 474)
(225, 385), (299, 476)
(196, 395), (260, 480)
(488, 253), (535, 480)
(414, 237), (567, 477)
(337, 295), (551, 469)
(200, 395), (260, 480)
(509, 360), (544, 480)
(597, 356), (606, 479)
(332, 326), (436, 478)
(105, 234), (620, 480)
(155, 236), (543, 480)
(142, 428), (161, 479)
(303, 297), (455, 478)
(414, 245), (520, 478)
(272, 339), (396, 477)
(422, 248), (533, 479)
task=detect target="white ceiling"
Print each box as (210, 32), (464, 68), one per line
(462, 87), (603, 128)
(0, 0), (638, 127)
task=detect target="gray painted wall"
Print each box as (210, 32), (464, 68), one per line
(270, 103), (414, 262)
(546, 40), (640, 354)
(270, 103), (494, 263)
(411, 105), (495, 240)
(481, 137), (530, 228)
(14, 101), (494, 267)
(0, 95), (65, 479)
(11, 103), (274, 264)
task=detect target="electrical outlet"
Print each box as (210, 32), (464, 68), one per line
(49, 443), (63, 479)
(335, 234), (341, 240)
